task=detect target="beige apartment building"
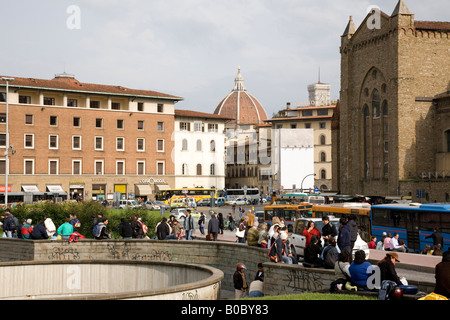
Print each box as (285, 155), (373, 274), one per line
(0, 73), (182, 203)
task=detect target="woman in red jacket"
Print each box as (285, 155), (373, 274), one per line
(302, 220), (321, 247)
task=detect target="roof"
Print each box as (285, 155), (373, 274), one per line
(0, 74), (183, 101)
(214, 68), (268, 125)
(415, 21), (450, 31)
(175, 109), (234, 120)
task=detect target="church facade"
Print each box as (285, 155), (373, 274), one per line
(336, 0), (450, 201)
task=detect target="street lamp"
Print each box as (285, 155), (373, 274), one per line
(1, 77), (14, 209)
(301, 173), (316, 193)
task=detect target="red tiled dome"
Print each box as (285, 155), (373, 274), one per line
(214, 68), (268, 125)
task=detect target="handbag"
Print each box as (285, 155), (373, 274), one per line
(206, 233), (213, 241)
(235, 229), (245, 238)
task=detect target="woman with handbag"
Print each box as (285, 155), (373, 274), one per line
(236, 217), (246, 243)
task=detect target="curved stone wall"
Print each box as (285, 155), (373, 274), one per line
(0, 260), (223, 300)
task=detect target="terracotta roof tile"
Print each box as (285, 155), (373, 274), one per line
(415, 20), (450, 31)
(1, 74), (183, 100)
(175, 109), (234, 120)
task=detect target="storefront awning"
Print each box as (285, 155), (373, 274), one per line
(22, 185), (40, 193)
(135, 184), (154, 196)
(46, 185), (67, 195)
(156, 184), (171, 191)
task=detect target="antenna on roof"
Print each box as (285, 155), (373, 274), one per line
(318, 67), (321, 83)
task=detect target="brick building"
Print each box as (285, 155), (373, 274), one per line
(336, 0), (450, 201)
(0, 73), (182, 203)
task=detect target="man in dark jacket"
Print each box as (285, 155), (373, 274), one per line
(119, 218), (133, 239)
(156, 217), (170, 240)
(435, 250), (450, 298)
(347, 214), (358, 253)
(207, 213), (220, 241)
(322, 216), (337, 245)
(31, 221), (48, 240)
(3, 209), (18, 238)
(337, 218), (352, 257)
(425, 228), (444, 248)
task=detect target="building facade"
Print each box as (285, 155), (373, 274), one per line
(337, 0), (450, 201)
(173, 110), (229, 190)
(0, 73), (182, 203)
(267, 83), (337, 191)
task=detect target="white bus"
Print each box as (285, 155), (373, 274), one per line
(222, 188), (260, 203)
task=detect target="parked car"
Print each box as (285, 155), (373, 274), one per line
(197, 198), (213, 207)
(254, 210), (264, 222)
(215, 197), (226, 206)
(228, 197), (249, 206)
(118, 199), (139, 209)
(154, 201), (170, 211)
(288, 217), (370, 261)
(144, 201), (161, 210)
(170, 208), (200, 220)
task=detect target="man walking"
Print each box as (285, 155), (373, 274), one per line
(184, 209), (195, 240)
(207, 213), (220, 241)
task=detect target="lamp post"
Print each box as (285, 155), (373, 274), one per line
(1, 77), (14, 209)
(301, 173), (316, 193)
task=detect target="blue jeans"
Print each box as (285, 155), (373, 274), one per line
(185, 229), (193, 240)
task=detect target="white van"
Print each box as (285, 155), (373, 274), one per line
(118, 199), (139, 209)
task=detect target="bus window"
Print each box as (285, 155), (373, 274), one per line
(441, 213), (450, 234)
(420, 212), (441, 231)
(265, 210), (274, 222)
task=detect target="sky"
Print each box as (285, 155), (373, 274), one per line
(1, 0), (448, 117)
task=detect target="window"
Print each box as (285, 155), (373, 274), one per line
(319, 122), (326, 129)
(196, 139), (202, 151)
(157, 104), (164, 113)
(0, 113), (5, 123)
(382, 100), (388, 116)
(372, 89), (380, 118)
(95, 118), (103, 128)
(157, 122), (164, 131)
(317, 109), (329, 116)
(194, 122), (202, 132)
(210, 164), (215, 175)
(304, 123), (311, 129)
(117, 119), (124, 129)
(72, 136), (82, 150)
(0, 134), (5, 147)
(137, 120), (144, 130)
(320, 152), (326, 162)
(116, 137), (125, 151)
(72, 160), (82, 175)
(95, 161), (104, 175)
(196, 164), (202, 175)
(44, 97), (55, 106)
(19, 96), (31, 104)
(290, 124), (297, 129)
(182, 139), (188, 151)
(157, 161), (165, 175)
(446, 130), (450, 152)
(116, 161), (125, 175)
(180, 122), (190, 131)
(67, 99), (78, 107)
(49, 160), (58, 175)
(49, 135), (58, 149)
(73, 117), (81, 127)
(137, 161), (145, 175)
(208, 123), (218, 132)
(24, 134), (34, 148)
(138, 102), (144, 112)
(321, 169), (326, 179)
(25, 114), (33, 125)
(95, 136), (104, 151)
(111, 102), (120, 110)
(157, 139), (165, 152)
(320, 135), (326, 145)
(24, 159), (34, 175)
(182, 163), (188, 175)
(49, 116), (58, 126)
(90, 101), (100, 108)
(210, 140), (216, 152)
(0, 160), (4, 174)
(302, 110), (313, 117)
(137, 138), (145, 152)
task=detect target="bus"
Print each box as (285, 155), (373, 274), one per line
(222, 188), (260, 203)
(263, 203), (313, 232)
(312, 203), (372, 242)
(370, 203), (450, 252)
(155, 188), (216, 204)
(280, 193), (326, 205)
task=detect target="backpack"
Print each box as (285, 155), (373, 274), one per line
(140, 221), (148, 234)
(378, 280), (398, 300)
(92, 224), (104, 238)
(73, 219), (81, 228)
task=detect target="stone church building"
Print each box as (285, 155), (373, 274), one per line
(334, 0), (450, 202)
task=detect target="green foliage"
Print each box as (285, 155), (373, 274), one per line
(2, 201), (167, 239)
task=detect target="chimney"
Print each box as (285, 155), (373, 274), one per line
(286, 102), (291, 109)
